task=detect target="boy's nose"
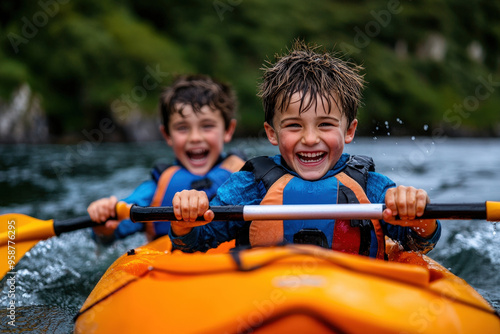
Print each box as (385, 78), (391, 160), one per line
(189, 128), (203, 142)
(301, 128), (320, 145)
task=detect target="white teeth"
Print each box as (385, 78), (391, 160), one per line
(189, 149), (206, 155)
(297, 152), (325, 163)
(298, 152), (323, 158)
(187, 149), (209, 162)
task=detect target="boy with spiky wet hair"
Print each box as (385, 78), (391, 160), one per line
(169, 41), (441, 257)
(260, 42), (364, 130)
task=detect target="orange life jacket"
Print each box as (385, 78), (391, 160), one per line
(240, 155), (386, 259)
(145, 154), (245, 240)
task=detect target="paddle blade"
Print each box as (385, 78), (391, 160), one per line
(1, 214), (56, 245)
(0, 214), (57, 278)
(0, 239), (39, 278)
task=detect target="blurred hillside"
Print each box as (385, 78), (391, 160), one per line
(1, 0), (499, 143)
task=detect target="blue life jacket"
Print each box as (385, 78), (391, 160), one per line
(147, 154), (245, 239)
(239, 155), (386, 259)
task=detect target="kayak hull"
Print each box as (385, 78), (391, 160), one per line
(74, 237), (500, 334)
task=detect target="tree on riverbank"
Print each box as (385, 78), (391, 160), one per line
(1, 0), (499, 142)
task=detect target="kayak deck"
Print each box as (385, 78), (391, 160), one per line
(74, 237), (500, 334)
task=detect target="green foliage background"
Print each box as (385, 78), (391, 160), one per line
(1, 0), (499, 139)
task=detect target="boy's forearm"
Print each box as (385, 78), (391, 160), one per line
(170, 224), (193, 237)
(409, 220), (441, 254)
(169, 226), (208, 252)
(410, 220), (437, 238)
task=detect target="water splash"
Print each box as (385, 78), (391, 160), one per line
(449, 224), (500, 265)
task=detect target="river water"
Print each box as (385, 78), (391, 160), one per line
(0, 137), (499, 333)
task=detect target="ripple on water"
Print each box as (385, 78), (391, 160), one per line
(0, 305), (77, 333)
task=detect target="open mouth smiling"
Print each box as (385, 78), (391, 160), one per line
(296, 152), (326, 163)
(187, 148), (209, 162)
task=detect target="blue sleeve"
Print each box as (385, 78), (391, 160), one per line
(367, 172), (441, 253)
(169, 171), (263, 252)
(120, 180), (158, 206)
(114, 180), (157, 238)
(92, 180), (157, 243)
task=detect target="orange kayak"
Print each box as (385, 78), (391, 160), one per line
(74, 237), (500, 334)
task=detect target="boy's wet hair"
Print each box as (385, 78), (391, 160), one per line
(259, 40), (365, 128)
(160, 74), (237, 133)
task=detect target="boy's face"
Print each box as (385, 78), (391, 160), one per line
(264, 92), (357, 181)
(162, 104), (236, 176)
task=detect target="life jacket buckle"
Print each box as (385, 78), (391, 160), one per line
(293, 228), (329, 249)
(190, 178), (213, 190)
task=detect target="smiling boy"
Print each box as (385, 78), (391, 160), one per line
(169, 42), (441, 257)
(87, 74), (245, 242)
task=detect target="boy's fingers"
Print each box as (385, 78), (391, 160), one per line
(107, 196), (118, 218)
(395, 186), (408, 217)
(181, 198), (193, 221)
(88, 196), (119, 223)
(172, 190), (210, 222)
(405, 187), (417, 219)
(189, 194), (200, 221)
(174, 190), (192, 221)
(105, 220), (120, 229)
(415, 190), (429, 217)
(198, 194), (210, 218)
(172, 192), (183, 221)
(384, 188), (397, 213)
(102, 204), (113, 222)
(382, 208), (395, 221)
(203, 209), (214, 222)
(92, 207), (108, 223)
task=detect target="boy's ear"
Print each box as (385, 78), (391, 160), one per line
(264, 122), (279, 146)
(344, 119), (358, 144)
(159, 125), (174, 147)
(223, 119), (237, 143)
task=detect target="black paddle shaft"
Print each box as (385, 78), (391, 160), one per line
(419, 203), (487, 220)
(49, 203), (489, 233)
(53, 216), (99, 236)
(130, 205), (245, 222)
(130, 203), (488, 222)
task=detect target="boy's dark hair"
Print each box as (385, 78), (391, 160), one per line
(160, 74), (237, 133)
(259, 40), (365, 127)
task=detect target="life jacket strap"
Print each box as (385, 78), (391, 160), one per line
(241, 156), (287, 191)
(334, 172), (386, 259)
(249, 174), (294, 247)
(146, 165), (181, 241)
(220, 154), (246, 173)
